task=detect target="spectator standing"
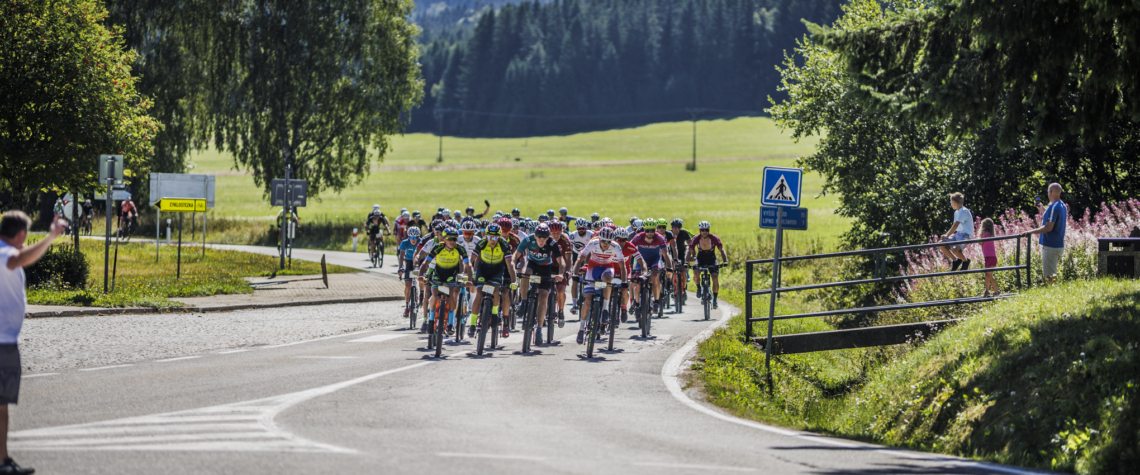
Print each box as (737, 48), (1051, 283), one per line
(0, 210), (69, 475)
(937, 192), (974, 271)
(979, 218), (1001, 297)
(1024, 183), (1067, 284)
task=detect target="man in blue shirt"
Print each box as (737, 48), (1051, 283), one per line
(1024, 183), (1067, 284)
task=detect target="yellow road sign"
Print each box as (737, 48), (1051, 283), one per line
(158, 198), (206, 212)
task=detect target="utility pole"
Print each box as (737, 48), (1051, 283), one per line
(686, 108), (701, 171)
(436, 108), (445, 163)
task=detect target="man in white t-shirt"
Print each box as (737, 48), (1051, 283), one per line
(937, 192), (975, 271)
(0, 210), (68, 475)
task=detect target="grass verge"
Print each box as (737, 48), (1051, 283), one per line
(26, 239), (355, 308)
(697, 278), (1140, 474)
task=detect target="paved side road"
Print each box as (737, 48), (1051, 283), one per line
(10, 295), (1041, 474)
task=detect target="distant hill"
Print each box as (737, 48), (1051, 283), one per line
(408, 0), (846, 137)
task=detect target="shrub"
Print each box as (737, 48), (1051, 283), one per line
(25, 244), (89, 290)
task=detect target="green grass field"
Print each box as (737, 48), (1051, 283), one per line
(187, 117), (844, 249)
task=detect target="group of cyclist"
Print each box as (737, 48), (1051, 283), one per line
(389, 205), (728, 348)
(50, 197), (136, 238)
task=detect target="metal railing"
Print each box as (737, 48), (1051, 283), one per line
(744, 234), (1033, 368)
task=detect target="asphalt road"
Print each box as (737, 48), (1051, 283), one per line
(11, 247), (1043, 474)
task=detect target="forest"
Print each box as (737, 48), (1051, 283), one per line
(410, 0), (845, 136)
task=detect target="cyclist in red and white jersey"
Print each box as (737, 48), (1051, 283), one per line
(572, 227), (639, 344)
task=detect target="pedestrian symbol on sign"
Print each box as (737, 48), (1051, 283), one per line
(766, 175), (794, 202)
(761, 166), (802, 207)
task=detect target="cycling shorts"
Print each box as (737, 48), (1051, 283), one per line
(583, 266), (615, 295)
(368, 226), (381, 237)
(696, 255), (720, 275)
(475, 263), (506, 287)
(400, 262), (416, 281)
(522, 263), (555, 291)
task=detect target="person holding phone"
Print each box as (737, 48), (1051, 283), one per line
(1023, 183), (1067, 283)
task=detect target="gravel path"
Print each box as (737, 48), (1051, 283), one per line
(20, 302), (404, 373)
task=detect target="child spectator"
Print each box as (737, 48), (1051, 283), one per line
(937, 192), (974, 271)
(979, 218), (1000, 297)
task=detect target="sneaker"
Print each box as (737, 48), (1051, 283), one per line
(621, 308), (628, 323)
(558, 311), (565, 328)
(446, 324), (454, 335)
(950, 259), (962, 272)
(602, 309), (610, 325)
(0, 457), (34, 475)
(576, 330), (585, 345)
(502, 326), (510, 339)
(467, 326), (476, 338)
(570, 304), (578, 315)
(983, 291), (991, 298)
(962, 259), (971, 271)
(420, 321), (428, 333)
(534, 328), (543, 346)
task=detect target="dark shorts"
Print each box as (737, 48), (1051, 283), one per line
(0, 345), (21, 404)
(522, 263), (555, 291)
(696, 253), (720, 275)
(475, 264), (506, 286)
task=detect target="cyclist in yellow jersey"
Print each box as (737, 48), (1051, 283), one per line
(418, 228), (472, 335)
(465, 224), (517, 339)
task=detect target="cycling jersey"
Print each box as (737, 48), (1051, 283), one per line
(426, 243), (469, 269)
(673, 229), (694, 261)
(366, 211), (388, 235)
(579, 239), (627, 272)
(473, 238), (511, 266)
(456, 234), (480, 256)
(516, 234), (562, 266)
(630, 232), (669, 267)
(120, 201), (136, 218)
(506, 233), (521, 254)
(553, 234), (573, 263)
(81, 203), (94, 218)
(398, 238), (419, 262)
(619, 241), (640, 273)
(689, 233), (724, 268)
(570, 230), (593, 254)
(277, 209), (299, 228)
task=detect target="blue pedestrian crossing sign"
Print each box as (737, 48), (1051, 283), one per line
(761, 166), (802, 207)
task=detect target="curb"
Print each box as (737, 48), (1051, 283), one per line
(26, 295), (403, 319)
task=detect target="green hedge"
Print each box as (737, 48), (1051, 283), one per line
(26, 244), (88, 290)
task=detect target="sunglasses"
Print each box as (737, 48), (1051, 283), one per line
(600, 239), (612, 244)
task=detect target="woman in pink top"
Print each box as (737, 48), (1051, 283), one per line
(980, 218), (1001, 297)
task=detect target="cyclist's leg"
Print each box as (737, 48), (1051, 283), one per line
(711, 264), (720, 306)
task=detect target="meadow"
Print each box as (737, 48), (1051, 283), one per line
(181, 117), (844, 250)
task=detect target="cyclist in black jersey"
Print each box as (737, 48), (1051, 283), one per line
(366, 205), (391, 258)
(670, 218), (694, 288)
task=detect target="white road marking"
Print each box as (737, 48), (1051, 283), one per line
(156, 356), (201, 363)
(347, 334), (408, 343)
(263, 329), (376, 349)
(660, 302), (1046, 475)
(438, 453), (545, 461)
(294, 356), (358, 360)
(11, 361), (433, 453)
(78, 364), (133, 372)
(632, 461), (757, 472)
(23, 373), (58, 379)
(216, 349), (250, 354)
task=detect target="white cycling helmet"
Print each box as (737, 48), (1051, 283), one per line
(613, 228), (629, 240)
(597, 228), (615, 241)
(698, 221), (711, 230)
(373, 204), (380, 211)
(407, 227), (421, 238)
(460, 221), (478, 232)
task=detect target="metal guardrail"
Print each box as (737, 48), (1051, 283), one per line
(744, 234), (1033, 369)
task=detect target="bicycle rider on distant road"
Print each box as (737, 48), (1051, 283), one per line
(366, 204), (391, 259)
(687, 221), (727, 309)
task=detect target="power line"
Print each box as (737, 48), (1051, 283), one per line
(432, 107), (767, 120)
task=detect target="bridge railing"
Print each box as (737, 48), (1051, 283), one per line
(743, 234), (1033, 352)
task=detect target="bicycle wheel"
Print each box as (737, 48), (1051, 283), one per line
(434, 299), (446, 358)
(546, 292), (556, 344)
(476, 298), (492, 356)
(379, 240), (385, 267)
(490, 306), (500, 350)
(521, 294), (535, 354)
(586, 299), (599, 358)
(607, 294), (618, 351)
(675, 272), (684, 314)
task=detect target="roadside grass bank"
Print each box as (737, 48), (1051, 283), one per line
(26, 238), (356, 308)
(697, 279), (1140, 474)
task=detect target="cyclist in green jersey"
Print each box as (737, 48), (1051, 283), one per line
(418, 228), (472, 335)
(465, 224), (517, 339)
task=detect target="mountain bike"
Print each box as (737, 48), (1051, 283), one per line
(673, 260), (686, 314)
(370, 233), (387, 268)
(545, 286), (558, 344)
(661, 268), (674, 310)
(405, 269), (421, 330)
(518, 275), (547, 354)
(694, 263), (725, 321)
(429, 280), (460, 358)
(81, 214), (92, 236)
(630, 273), (652, 338)
(475, 283), (501, 356)
(453, 276), (470, 344)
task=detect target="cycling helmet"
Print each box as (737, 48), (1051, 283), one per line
(632, 219), (644, 230)
(643, 218), (654, 227)
(590, 212), (600, 220)
(443, 227), (459, 240)
(602, 217), (613, 225)
(486, 224), (502, 236)
(533, 223), (551, 238)
(538, 215), (549, 222)
(407, 227), (421, 238)
(546, 209), (555, 217)
(575, 218), (588, 229)
(460, 221), (478, 232)
(614, 228), (630, 240)
(373, 204), (381, 211)
(413, 210), (420, 217)
(698, 221), (711, 230)
(671, 218), (683, 227)
(432, 220), (446, 232)
(597, 228), (615, 241)
(629, 216), (639, 225)
(401, 211), (410, 219)
(559, 207), (568, 214)
(592, 221), (604, 230)
(442, 208), (451, 217)
(548, 220), (564, 232)
(481, 219), (490, 228)
(656, 220), (668, 229)
(400, 208), (407, 214)
(447, 219), (460, 229)
(438, 206), (446, 212)
(466, 206), (475, 212)
(512, 208), (521, 214)
(510, 218), (520, 229)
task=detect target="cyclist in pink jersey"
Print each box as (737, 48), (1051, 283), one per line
(688, 221), (728, 308)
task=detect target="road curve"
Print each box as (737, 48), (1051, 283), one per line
(11, 247), (1045, 474)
